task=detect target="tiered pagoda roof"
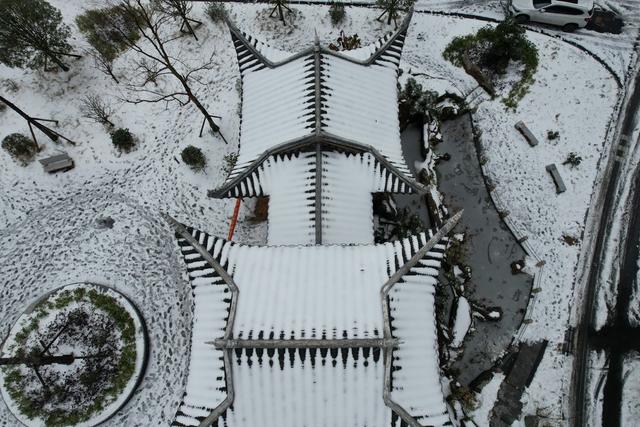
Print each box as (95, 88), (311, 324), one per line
(168, 214), (459, 427)
(171, 12), (457, 427)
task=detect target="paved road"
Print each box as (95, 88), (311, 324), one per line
(600, 158), (640, 426)
(572, 65), (640, 427)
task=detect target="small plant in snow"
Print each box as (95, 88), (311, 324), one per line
(329, 3), (346, 26)
(328, 31), (361, 51)
(562, 152), (582, 168)
(1, 79), (19, 93)
(110, 128), (136, 153)
(547, 130), (560, 140)
(181, 145), (207, 172)
(80, 95), (115, 128)
(561, 233), (579, 246)
(2, 133), (37, 165)
(206, 3), (227, 23)
(223, 152), (239, 175)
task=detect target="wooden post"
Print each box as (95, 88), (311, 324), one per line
(227, 198), (242, 241)
(199, 115), (228, 144)
(198, 116), (207, 137)
(28, 122), (39, 151)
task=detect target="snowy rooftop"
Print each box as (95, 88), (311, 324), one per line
(250, 151), (412, 245)
(168, 215), (460, 427)
(211, 13), (422, 201)
(210, 14), (425, 246)
(167, 11), (456, 427)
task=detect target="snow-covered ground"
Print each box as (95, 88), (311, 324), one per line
(417, 0), (640, 82)
(0, 1), (636, 425)
(0, 2), (267, 425)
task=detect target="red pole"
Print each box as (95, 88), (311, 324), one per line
(227, 198), (242, 240)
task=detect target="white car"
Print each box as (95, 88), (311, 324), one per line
(509, 0), (595, 32)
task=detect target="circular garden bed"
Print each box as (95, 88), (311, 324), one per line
(0, 284), (147, 427)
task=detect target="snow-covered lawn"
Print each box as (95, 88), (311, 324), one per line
(415, 0), (640, 82)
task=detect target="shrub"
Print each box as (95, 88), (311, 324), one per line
(547, 130), (560, 140)
(329, 3), (345, 26)
(389, 207), (423, 240)
(223, 152), (238, 175)
(398, 78), (439, 128)
(2, 133), (37, 164)
(110, 128), (135, 153)
(3, 286), (138, 426)
(181, 145), (207, 171)
(443, 19), (538, 109)
(206, 3), (227, 23)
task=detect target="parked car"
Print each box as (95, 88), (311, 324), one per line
(508, 0), (595, 32)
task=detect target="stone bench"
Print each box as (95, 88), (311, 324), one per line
(545, 164), (566, 194)
(39, 153), (74, 173)
(515, 121), (539, 147)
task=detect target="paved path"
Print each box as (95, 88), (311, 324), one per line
(490, 341), (548, 427)
(435, 115), (533, 385)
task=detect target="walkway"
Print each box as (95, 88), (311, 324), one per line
(434, 115), (533, 384)
(490, 340), (548, 427)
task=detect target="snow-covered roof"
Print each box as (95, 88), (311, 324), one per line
(225, 350), (389, 426)
(214, 14), (420, 199)
(240, 151), (410, 246)
(169, 213), (459, 427)
(321, 54), (406, 174)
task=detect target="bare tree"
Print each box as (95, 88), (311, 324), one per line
(153, 0), (202, 40)
(80, 95), (115, 128)
(94, 50), (121, 83)
(104, 0), (226, 142)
